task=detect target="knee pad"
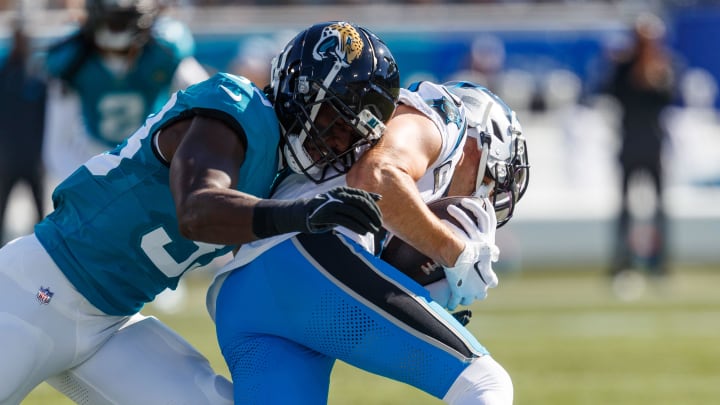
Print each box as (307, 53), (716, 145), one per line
(47, 315), (232, 405)
(443, 355), (513, 405)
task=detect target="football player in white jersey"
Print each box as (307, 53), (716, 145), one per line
(209, 26), (529, 404)
(0, 21), (392, 405)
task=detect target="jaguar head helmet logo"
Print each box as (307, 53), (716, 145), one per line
(312, 22), (364, 67)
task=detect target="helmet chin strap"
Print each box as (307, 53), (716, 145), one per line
(468, 101), (493, 198)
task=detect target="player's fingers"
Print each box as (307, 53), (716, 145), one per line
(327, 196), (382, 227)
(440, 219), (472, 241)
(332, 186), (381, 202)
(341, 193), (383, 219)
(480, 263), (499, 288)
(447, 205), (482, 239)
(333, 210), (381, 234)
(461, 198), (491, 232)
(447, 294), (460, 311)
(483, 198), (497, 234)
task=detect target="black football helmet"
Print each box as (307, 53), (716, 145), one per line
(269, 21), (400, 183)
(85, 0), (160, 51)
(445, 81), (530, 227)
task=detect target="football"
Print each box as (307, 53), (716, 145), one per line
(380, 196), (483, 285)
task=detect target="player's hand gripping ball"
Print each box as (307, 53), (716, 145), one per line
(380, 196), (486, 286)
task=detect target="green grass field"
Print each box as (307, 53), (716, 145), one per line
(23, 266), (720, 404)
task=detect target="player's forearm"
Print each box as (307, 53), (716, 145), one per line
(348, 164), (463, 267)
(387, 205), (464, 268)
(175, 188), (260, 245)
(384, 197), (464, 268)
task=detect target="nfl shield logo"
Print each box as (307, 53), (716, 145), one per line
(37, 286), (54, 305)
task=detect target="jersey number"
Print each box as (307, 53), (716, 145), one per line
(84, 108), (224, 278)
(98, 93), (145, 143)
(141, 227), (224, 277)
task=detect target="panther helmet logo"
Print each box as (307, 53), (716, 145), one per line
(312, 22), (364, 67)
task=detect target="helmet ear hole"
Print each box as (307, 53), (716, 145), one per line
(491, 120), (503, 142)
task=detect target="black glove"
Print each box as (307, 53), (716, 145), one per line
(451, 309), (472, 326)
(252, 186), (382, 238)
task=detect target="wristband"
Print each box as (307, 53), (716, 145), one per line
(252, 199), (306, 239)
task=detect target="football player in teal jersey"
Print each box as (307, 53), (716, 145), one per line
(0, 20), (391, 405)
(43, 0), (210, 181)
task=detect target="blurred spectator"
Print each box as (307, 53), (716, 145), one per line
(662, 67), (720, 188)
(0, 21), (47, 245)
(42, 0), (209, 182)
(450, 34), (506, 92)
(230, 31), (295, 89)
(604, 12), (676, 283)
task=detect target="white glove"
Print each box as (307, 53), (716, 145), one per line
(425, 278), (451, 309)
(442, 198), (500, 310)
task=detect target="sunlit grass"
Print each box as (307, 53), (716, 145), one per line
(24, 266), (720, 404)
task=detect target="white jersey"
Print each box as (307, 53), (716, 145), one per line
(401, 81), (468, 202)
(207, 81), (468, 318)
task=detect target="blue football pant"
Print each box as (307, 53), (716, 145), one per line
(215, 232), (490, 405)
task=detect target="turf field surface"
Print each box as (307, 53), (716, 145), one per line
(23, 266), (720, 404)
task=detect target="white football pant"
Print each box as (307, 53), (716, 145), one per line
(0, 234), (232, 405)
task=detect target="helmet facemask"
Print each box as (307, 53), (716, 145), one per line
(86, 0), (158, 52)
(279, 71), (388, 183)
(485, 112), (529, 227)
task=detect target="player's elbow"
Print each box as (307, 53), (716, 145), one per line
(346, 159), (399, 195)
(175, 193), (212, 240)
(176, 208), (203, 240)
(346, 166), (376, 193)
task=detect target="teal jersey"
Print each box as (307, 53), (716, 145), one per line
(45, 17), (195, 147)
(35, 73), (280, 315)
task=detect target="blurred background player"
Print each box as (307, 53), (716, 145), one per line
(0, 19), (47, 245)
(43, 0), (209, 182)
(604, 12), (676, 290)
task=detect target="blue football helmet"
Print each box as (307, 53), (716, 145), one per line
(269, 21), (400, 183)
